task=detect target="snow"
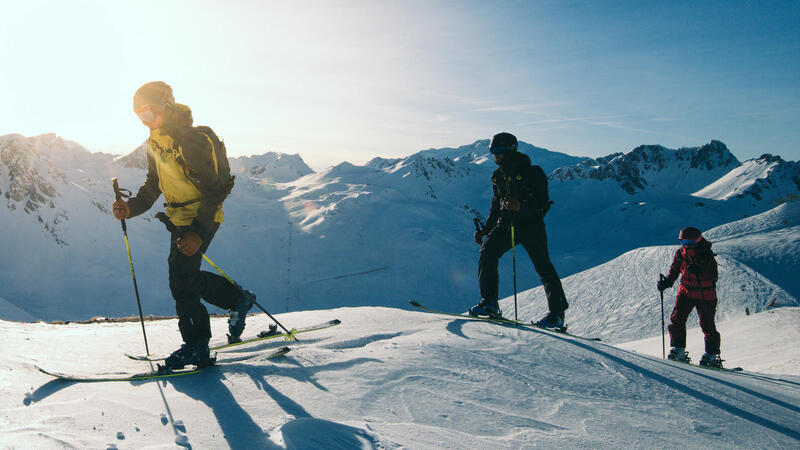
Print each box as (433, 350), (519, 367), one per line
(2, 134), (800, 447)
(2, 307), (799, 448)
(619, 307), (800, 375)
(693, 158), (777, 201)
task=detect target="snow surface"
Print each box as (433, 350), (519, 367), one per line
(2, 307), (799, 448)
(619, 307), (800, 376)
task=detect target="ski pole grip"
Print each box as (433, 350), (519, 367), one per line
(112, 178), (122, 201)
(659, 273), (666, 281)
(473, 218), (483, 232)
(155, 212), (178, 234)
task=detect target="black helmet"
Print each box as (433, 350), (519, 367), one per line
(679, 227), (702, 245)
(489, 132), (518, 154)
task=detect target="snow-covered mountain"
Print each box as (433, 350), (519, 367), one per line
(1, 133), (798, 348)
(694, 153), (800, 206)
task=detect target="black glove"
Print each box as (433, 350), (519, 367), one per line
(687, 263), (703, 275)
(473, 230), (486, 245)
(657, 278), (672, 292)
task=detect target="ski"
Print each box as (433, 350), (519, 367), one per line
(38, 346), (291, 383)
(126, 319), (341, 361)
(697, 364), (743, 372)
(409, 300), (601, 341)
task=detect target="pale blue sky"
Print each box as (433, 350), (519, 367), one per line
(1, 0), (798, 170)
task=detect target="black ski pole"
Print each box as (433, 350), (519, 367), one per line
(511, 218), (518, 323)
(659, 273), (666, 359)
(472, 218), (485, 234)
(154, 212), (299, 340)
(113, 178), (151, 355)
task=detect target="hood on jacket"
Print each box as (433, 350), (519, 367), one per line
(499, 150), (531, 169)
(162, 103), (194, 130)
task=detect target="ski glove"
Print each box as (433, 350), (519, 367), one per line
(177, 232), (203, 257)
(474, 230), (486, 245)
(112, 199), (130, 220)
(657, 278), (672, 292)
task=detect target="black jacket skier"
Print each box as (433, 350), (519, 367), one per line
(471, 132), (568, 327)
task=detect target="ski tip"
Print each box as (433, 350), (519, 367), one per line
(409, 300), (421, 306)
(270, 347), (291, 358)
(330, 319), (342, 325)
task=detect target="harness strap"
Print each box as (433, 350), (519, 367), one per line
(163, 198), (203, 208)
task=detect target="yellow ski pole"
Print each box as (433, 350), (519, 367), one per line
(113, 178), (151, 355)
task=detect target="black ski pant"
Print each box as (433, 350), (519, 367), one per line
(478, 220), (568, 313)
(168, 222), (243, 346)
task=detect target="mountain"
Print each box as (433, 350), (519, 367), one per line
(550, 140), (740, 195)
(229, 152), (314, 183)
(693, 153), (800, 207)
(1, 133), (798, 341)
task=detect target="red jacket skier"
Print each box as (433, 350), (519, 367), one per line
(657, 227), (723, 368)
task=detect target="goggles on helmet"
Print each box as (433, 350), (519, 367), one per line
(490, 143), (516, 155)
(136, 109), (157, 124)
(679, 238), (700, 246)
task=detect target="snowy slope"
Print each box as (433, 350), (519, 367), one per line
(619, 307), (800, 375)
(502, 246), (797, 344)
(1, 308), (799, 448)
(502, 202), (800, 344)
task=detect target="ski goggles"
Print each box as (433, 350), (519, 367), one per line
(679, 238), (700, 246)
(134, 106), (157, 125)
(490, 143), (517, 154)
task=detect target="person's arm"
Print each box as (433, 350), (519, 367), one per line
(483, 185), (502, 232)
(127, 150), (162, 218)
(664, 250), (683, 285)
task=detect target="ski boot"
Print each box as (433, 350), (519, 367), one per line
(258, 323), (280, 338)
(667, 347), (691, 363)
(468, 299), (502, 319)
(699, 352), (723, 369)
(163, 342), (215, 371)
(227, 290), (255, 344)
(533, 311), (566, 331)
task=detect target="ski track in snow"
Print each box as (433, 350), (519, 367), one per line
(2, 307), (799, 448)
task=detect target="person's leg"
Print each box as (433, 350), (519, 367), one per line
(168, 227), (212, 345)
(697, 297), (721, 355)
(192, 224), (244, 311)
(520, 223), (568, 314)
(477, 226), (513, 305)
(667, 292), (693, 350)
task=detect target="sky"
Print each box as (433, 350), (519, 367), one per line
(1, 0), (799, 171)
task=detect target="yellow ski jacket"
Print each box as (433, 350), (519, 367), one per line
(127, 104), (224, 237)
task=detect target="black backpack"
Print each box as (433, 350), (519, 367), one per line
(173, 126), (235, 204)
(530, 165), (552, 217)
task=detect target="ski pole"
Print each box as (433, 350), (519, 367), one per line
(473, 218), (485, 234)
(154, 212), (298, 340)
(511, 219), (518, 323)
(113, 178), (151, 355)
(659, 273), (666, 359)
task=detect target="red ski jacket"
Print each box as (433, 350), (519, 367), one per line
(664, 238), (718, 300)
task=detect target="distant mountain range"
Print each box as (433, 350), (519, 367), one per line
(1, 133), (798, 332)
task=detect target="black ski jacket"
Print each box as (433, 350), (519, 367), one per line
(484, 151), (550, 231)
